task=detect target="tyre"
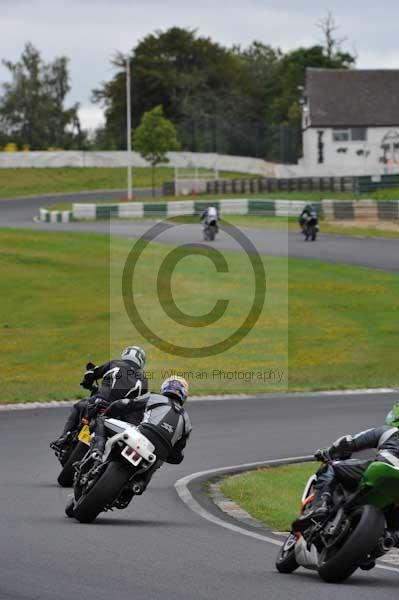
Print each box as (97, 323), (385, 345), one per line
(311, 225), (317, 241)
(275, 533), (299, 573)
(57, 441), (89, 488)
(65, 497), (75, 518)
(73, 461), (130, 524)
(317, 505), (384, 583)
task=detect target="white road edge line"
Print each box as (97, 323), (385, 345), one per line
(175, 456), (399, 574)
(0, 387), (397, 411)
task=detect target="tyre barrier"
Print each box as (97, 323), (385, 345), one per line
(38, 208), (73, 223)
(37, 199), (399, 223)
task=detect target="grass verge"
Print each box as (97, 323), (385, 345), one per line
(0, 168), (256, 200)
(1, 229), (399, 403)
(220, 463), (317, 530)
(2, 166), (399, 203)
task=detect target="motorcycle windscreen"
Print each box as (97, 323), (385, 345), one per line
(361, 461), (399, 508)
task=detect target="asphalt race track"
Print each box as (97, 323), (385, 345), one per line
(1, 193), (399, 271)
(1, 196), (399, 599)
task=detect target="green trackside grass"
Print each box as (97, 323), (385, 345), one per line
(2, 165), (399, 202)
(1, 229), (399, 403)
(220, 462), (318, 530)
(0, 167), (256, 200)
(172, 215), (399, 240)
(0, 228), (287, 402)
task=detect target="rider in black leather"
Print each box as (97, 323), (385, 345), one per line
(50, 346), (147, 452)
(299, 203), (317, 230)
(294, 422), (399, 538)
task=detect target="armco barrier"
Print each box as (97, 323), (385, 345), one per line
(38, 208), (73, 223)
(38, 199), (399, 223)
(67, 199), (318, 220)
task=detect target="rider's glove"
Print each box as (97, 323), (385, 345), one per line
(80, 369), (95, 390)
(314, 447), (332, 462)
(87, 397), (110, 419)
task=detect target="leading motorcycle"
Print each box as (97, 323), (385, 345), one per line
(275, 460), (399, 583)
(66, 418), (157, 523)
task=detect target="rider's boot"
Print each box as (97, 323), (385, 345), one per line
(360, 558), (376, 571)
(292, 492), (331, 531)
(50, 431), (72, 452)
(50, 406), (80, 451)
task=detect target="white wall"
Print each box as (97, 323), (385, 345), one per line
(0, 150), (277, 176)
(298, 126), (399, 176)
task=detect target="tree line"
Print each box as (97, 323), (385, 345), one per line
(0, 17), (355, 161)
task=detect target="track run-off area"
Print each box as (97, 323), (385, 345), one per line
(1, 195), (399, 599)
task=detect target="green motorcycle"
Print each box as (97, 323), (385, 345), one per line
(276, 460), (399, 583)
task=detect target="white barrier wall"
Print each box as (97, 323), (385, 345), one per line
(0, 150), (277, 176)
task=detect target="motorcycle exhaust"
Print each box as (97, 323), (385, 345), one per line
(377, 533), (395, 553)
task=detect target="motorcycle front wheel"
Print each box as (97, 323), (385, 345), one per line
(73, 461), (130, 523)
(275, 532), (299, 573)
(317, 505), (384, 583)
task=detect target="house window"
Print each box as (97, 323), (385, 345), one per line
(351, 128), (367, 141)
(333, 128), (367, 142)
(333, 129), (349, 141)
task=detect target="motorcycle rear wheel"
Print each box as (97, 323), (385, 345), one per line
(317, 505), (384, 583)
(73, 461), (130, 523)
(57, 441), (89, 487)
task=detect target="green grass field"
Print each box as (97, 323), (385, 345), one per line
(220, 463), (317, 530)
(1, 229), (399, 403)
(3, 166), (399, 202)
(0, 167), (256, 200)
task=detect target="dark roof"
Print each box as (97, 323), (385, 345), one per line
(305, 68), (399, 127)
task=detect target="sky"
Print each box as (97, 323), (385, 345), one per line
(1, 0), (399, 131)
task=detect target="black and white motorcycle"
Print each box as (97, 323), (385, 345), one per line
(66, 418), (157, 523)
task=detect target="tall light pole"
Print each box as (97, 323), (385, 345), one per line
(126, 57), (132, 201)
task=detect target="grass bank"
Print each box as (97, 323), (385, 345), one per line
(3, 166), (399, 202)
(0, 167), (255, 200)
(1, 229), (399, 403)
(220, 463), (317, 530)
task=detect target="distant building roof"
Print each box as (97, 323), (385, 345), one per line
(305, 68), (399, 127)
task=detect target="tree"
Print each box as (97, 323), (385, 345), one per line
(92, 26), (356, 161)
(317, 10), (349, 61)
(0, 42), (81, 149)
(133, 105), (179, 196)
(93, 28), (251, 153)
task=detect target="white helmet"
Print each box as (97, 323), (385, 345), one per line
(121, 346), (146, 369)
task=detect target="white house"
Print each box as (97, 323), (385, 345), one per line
(298, 68), (399, 176)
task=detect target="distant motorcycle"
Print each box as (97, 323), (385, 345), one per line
(300, 212), (319, 241)
(66, 418), (157, 523)
(203, 220), (218, 241)
(275, 459), (399, 583)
